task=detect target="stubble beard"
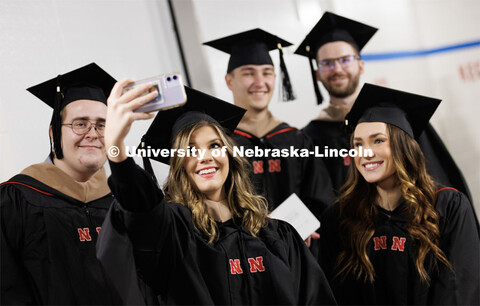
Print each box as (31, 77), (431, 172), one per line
(324, 72), (361, 99)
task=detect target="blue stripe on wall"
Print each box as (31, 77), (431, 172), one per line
(361, 40), (480, 61)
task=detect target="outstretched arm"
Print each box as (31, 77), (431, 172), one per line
(104, 79), (163, 212)
(97, 80), (176, 301)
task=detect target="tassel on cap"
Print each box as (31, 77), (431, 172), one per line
(278, 43), (296, 102)
(306, 45), (324, 105)
(51, 75), (64, 159)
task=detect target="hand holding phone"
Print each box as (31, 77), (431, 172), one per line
(122, 73), (187, 113)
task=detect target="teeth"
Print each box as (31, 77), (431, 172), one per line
(198, 168), (217, 175)
(365, 163), (380, 169)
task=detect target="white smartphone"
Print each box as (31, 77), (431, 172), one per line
(123, 73), (187, 113)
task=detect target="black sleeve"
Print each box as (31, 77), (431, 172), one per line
(277, 221), (337, 305)
(319, 204), (338, 279)
(299, 132), (336, 218)
(319, 204), (344, 295)
(108, 157), (164, 212)
(99, 158), (186, 302)
(106, 158), (178, 261)
(429, 189), (480, 305)
(0, 185), (37, 305)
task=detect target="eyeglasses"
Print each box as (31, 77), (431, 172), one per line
(317, 55), (361, 71)
(62, 119), (106, 136)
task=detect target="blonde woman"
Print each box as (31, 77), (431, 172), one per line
(320, 84), (479, 305)
(98, 80), (336, 305)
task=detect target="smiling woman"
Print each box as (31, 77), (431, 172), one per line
(180, 125), (229, 202)
(319, 84), (479, 305)
(97, 83), (336, 305)
(162, 116), (269, 243)
(353, 122), (396, 189)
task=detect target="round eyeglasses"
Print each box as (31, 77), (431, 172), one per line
(62, 119), (106, 136)
(318, 55), (361, 71)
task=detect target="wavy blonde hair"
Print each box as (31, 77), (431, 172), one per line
(336, 124), (451, 284)
(164, 120), (269, 243)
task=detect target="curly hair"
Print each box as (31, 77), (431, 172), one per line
(336, 123), (451, 284)
(163, 120), (269, 243)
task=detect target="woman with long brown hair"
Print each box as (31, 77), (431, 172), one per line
(320, 84), (479, 305)
(97, 81), (336, 305)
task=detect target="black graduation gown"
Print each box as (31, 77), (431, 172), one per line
(418, 125), (474, 206)
(303, 121), (479, 233)
(320, 187), (480, 305)
(97, 157), (337, 305)
(302, 121), (350, 195)
(233, 123), (335, 216)
(0, 163), (120, 305)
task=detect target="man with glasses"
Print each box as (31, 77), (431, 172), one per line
(0, 63), (121, 304)
(295, 12), (377, 194)
(296, 12), (476, 226)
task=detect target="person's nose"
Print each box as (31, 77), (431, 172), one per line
(252, 73), (265, 86)
(199, 149), (214, 163)
(361, 144), (375, 159)
(331, 60), (343, 73)
(84, 124), (99, 139)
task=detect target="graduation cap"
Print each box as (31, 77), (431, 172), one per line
(294, 12), (377, 104)
(203, 28), (296, 101)
(345, 83), (441, 140)
(27, 63), (116, 159)
(140, 86), (246, 184)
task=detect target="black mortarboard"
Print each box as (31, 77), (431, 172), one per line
(203, 28), (296, 101)
(27, 63), (116, 159)
(294, 12), (377, 104)
(345, 83), (441, 140)
(140, 86), (246, 183)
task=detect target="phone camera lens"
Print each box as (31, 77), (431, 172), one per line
(166, 77), (171, 82)
(173, 75), (178, 80)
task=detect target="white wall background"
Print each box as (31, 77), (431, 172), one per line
(1, 0), (479, 216)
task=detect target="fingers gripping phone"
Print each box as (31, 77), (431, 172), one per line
(123, 73), (187, 113)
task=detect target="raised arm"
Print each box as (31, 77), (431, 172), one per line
(97, 80), (175, 302)
(105, 78), (156, 163)
(104, 79), (162, 211)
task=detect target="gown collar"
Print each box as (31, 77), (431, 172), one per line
(20, 162), (110, 203)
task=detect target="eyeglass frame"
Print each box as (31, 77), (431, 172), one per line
(317, 55), (361, 71)
(61, 119), (106, 137)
